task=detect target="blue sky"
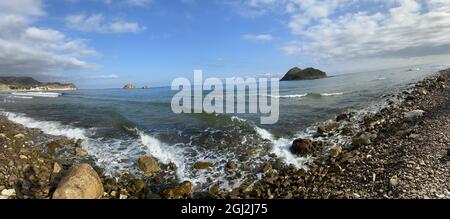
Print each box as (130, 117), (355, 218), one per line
(1, 0), (450, 88)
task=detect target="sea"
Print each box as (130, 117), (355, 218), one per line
(0, 64), (447, 191)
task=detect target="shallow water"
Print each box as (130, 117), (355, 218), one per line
(0, 64), (446, 191)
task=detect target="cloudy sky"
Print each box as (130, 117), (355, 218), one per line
(1, 0), (450, 88)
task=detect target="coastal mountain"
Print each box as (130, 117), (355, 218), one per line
(280, 67), (327, 81)
(0, 76), (77, 91)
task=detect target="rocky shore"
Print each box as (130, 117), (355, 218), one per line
(0, 69), (449, 199)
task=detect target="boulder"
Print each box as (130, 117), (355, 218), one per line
(160, 181), (193, 199)
(329, 146), (342, 158)
(404, 110), (425, 121)
(281, 67), (327, 81)
(123, 83), (136, 89)
(194, 161), (214, 170)
(137, 156), (161, 176)
(14, 133), (25, 139)
(75, 148), (88, 157)
(290, 138), (313, 156)
(52, 163), (104, 199)
(352, 132), (371, 147)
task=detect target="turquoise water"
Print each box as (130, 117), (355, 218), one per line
(0, 65), (445, 190)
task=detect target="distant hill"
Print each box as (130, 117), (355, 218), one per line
(0, 76), (76, 91)
(0, 77), (42, 86)
(280, 67), (327, 81)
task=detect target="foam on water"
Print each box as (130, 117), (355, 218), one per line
(3, 111), (87, 140)
(320, 92), (344, 96)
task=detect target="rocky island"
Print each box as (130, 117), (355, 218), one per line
(123, 83), (137, 89)
(280, 67), (328, 81)
(0, 77), (77, 91)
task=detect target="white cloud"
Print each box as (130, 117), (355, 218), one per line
(0, 2), (99, 77)
(237, 0), (450, 66)
(241, 34), (273, 41)
(88, 74), (119, 79)
(65, 14), (146, 33)
(102, 0), (152, 7)
(0, 0), (44, 16)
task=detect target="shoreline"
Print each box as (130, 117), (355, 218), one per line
(0, 69), (449, 199)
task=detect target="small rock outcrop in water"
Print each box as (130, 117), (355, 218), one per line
(52, 163), (104, 199)
(123, 83), (136, 89)
(137, 156), (161, 176)
(142, 85), (150, 89)
(280, 67), (327, 81)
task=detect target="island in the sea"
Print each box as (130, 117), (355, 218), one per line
(280, 67), (327, 81)
(0, 76), (77, 91)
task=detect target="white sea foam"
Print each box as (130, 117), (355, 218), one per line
(11, 92), (61, 98)
(320, 92), (344, 96)
(269, 93), (308, 99)
(4, 112), (87, 139)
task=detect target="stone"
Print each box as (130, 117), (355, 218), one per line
(1, 189), (16, 197)
(336, 113), (350, 122)
(14, 133), (25, 139)
(52, 163), (104, 199)
(19, 155), (27, 159)
(390, 175), (399, 187)
(447, 148), (450, 157)
(53, 162), (63, 173)
(329, 146), (342, 158)
(137, 156), (161, 176)
(290, 138), (312, 156)
(194, 161), (214, 170)
(47, 141), (60, 154)
(160, 181), (192, 199)
(352, 132), (371, 147)
(226, 162), (237, 171)
(133, 180), (146, 193)
(75, 147), (88, 157)
(404, 110), (425, 121)
(261, 162), (272, 173)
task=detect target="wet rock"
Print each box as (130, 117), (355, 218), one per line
(168, 162), (177, 171)
(52, 163), (104, 199)
(329, 146), (342, 158)
(352, 132), (371, 147)
(246, 148), (258, 157)
(47, 141), (60, 154)
(340, 125), (356, 136)
(14, 133), (25, 139)
(404, 110), (425, 121)
(318, 122), (338, 136)
(291, 138), (312, 156)
(226, 162), (237, 171)
(132, 180), (146, 193)
(160, 181), (192, 199)
(194, 161), (214, 170)
(137, 156), (161, 176)
(260, 162), (272, 173)
(447, 148), (450, 157)
(75, 148), (88, 157)
(336, 113), (350, 122)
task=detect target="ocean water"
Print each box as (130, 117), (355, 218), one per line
(0, 64), (447, 191)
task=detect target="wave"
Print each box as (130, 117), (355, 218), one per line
(11, 92), (61, 98)
(3, 111), (87, 140)
(269, 92), (344, 99)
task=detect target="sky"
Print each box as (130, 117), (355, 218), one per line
(1, 0), (450, 88)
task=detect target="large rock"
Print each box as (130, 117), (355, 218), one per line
(137, 156), (161, 176)
(290, 138), (313, 156)
(352, 132), (371, 147)
(194, 161), (214, 170)
(280, 67), (327, 81)
(52, 163), (104, 199)
(123, 83), (136, 89)
(160, 181), (193, 199)
(404, 110), (425, 121)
